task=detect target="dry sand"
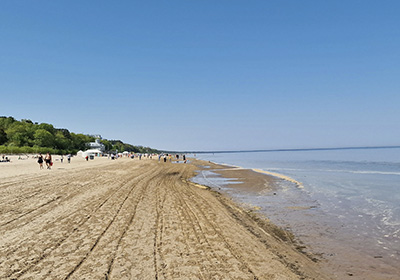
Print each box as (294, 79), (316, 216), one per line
(0, 155), (330, 279)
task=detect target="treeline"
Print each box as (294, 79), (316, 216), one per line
(0, 116), (159, 155)
(101, 139), (158, 154)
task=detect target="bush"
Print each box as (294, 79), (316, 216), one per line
(0, 145), (61, 155)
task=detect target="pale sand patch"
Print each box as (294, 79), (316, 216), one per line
(252, 168), (304, 188)
(0, 154), (112, 179)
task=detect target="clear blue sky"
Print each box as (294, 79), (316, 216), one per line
(1, 1), (399, 151)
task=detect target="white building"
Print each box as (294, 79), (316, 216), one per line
(88, 136), (105, 152)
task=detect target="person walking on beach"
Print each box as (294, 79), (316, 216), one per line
(60, 155), (63, 163)
(44, 152), (52, 169)
(67, 154), (71, 163)
(37, 153), (44, 169)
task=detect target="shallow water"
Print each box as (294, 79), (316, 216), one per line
(193, 148), (400, 278)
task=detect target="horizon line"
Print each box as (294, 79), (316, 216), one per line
(163, 145), (400, 154)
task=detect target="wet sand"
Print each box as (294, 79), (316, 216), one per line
(191, 159), (400, 280)
(0, 155), (329, 279)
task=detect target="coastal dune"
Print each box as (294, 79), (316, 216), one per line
(0, 157), (329, 279)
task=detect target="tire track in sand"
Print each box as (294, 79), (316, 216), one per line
(104, 170), (165, 279)
(64, 165), (162, 280)
(172, 177), (259, 279)
(1, 159), (329, 280)
(169, 168), (257, 279)
(104, 166), (168, 279)
(0, 168), (132, 269)
(1, 162), (154, 279)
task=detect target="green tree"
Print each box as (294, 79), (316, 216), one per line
(0, 128), (8, 145)
(37, 123), (56, 134)
(54, 131), (70, 150)
(6, 122), (34, 146)
(0, 116), (160, 154)
(34, 129), (55, 147)
(21, 119), (33, 124)
(70, 133), (95, 151)
(0, 116), (16, 130)
(58, 128), (71, 139)
(100, 139), (113, 152)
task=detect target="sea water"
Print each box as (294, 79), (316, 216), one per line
(193, 148), (400, 275)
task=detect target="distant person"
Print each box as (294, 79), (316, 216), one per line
(60, 155), (64, 163)
(85, 155), (89, 161)
(44, 152), (52, 169)
(67, 154), (71, 163)
(37, 153), (44, 169)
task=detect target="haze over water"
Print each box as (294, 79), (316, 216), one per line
(194, 147), (400, 276)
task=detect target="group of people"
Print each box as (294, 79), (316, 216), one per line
(37, 153), (52, 169)
(37, 153), (71, 169)
(34, 152), (187, 169)
(1, 155), (10, 162)
(158, 154), (187, 163)
(108, 153), (154, 160)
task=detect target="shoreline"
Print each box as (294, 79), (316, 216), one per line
(0, 155), (330, 279)
(190, 158), (400, 280)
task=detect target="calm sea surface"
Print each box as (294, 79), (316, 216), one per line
(193, 148), (400, 275)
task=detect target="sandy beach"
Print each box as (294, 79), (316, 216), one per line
(0, 155), (331, 279)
